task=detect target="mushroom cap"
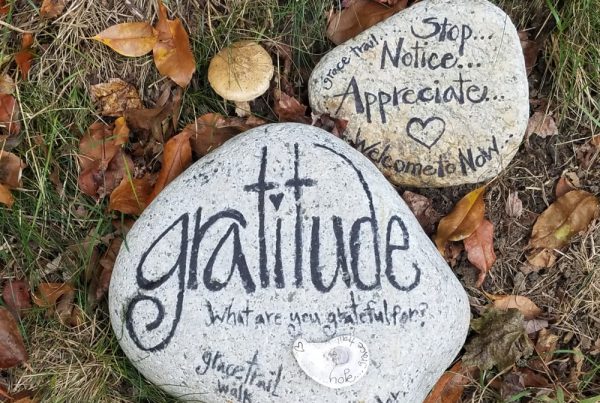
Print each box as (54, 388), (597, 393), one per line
(207, 41), (274, 102)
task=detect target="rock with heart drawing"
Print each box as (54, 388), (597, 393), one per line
(309, 0), (529, 187)
(109, 123), (470, 402)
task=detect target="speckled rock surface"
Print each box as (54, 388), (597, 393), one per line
(109, 123), (470, 402)
(309, 0), (528, 187)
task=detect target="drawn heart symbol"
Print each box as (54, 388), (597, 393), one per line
(269, 193), (284, 211)
(406, 117), (446, 149)
(293, 341), (304, 353)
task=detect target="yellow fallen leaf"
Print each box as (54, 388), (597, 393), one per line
(491, 295), (542, 320)
(528, 190), (599, 250)
(93, 22), (157, 57)
(434, 186), (486, 254)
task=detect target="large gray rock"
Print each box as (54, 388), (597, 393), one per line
(109, 123), (470, 402)
(309, 0), (528, 187)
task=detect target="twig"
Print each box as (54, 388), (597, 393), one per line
(0, 19), (33, 34)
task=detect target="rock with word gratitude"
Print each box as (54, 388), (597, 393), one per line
(109, 123), (470, 402)
(309, 0), (528, 187)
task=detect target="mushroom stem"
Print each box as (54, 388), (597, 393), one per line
(234, 101), (251, 117)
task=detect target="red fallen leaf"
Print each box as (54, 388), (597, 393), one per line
(0, 0), (10, 15)
(148, 130), (192, 203)
(31, 283), (74, 308)
(0, 94), (21, 136)
(0, 306), (28, 369)
(463, 219), (496, 287)
(327, 0), (408, 45)
(183, 113), (266, 156)
(109, 175), (152, 215)
(274, 91), (310, 123)
(2, 279), (31, 317)
(424, 361), (475, 403)
(40, 0), (66, 18)
(15, 33), (34, 81)
(153, 1), (196, 87)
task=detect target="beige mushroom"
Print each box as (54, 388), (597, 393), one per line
(208, 41), (274, 117)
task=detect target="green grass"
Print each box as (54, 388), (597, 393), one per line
(1, 0), (599, 401)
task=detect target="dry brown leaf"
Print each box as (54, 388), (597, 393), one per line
(528, 190), (599, 250)
(518, 31), (541, 76)
(327, 0), (408, 44)
(0, 183), (13, 207)
(148, 130), (192, 203)
(491, 295), (542, 320)
(443, 242), (464, 268)
(401, 191), (442, 235)
(423, 361), (474, 403)
(90, 78), (143, 117)
(113, 116), (130, 146)
(109, 176), (152, 215)
(0, 307), (27, 368)
(15, 33), (34, 81)
(125, 102), (174, 141)
(499, 368), (550, 400)
(0, 94), (21, 136)
(183, 113), (263, 156)
(434, 186), (486, 254)
(0, 0), (9, 15)
(0, 74), (15, 95)
(524, 319), (548, 334)
(40, 0), (66, 18)
(505, 191), (523, 218)
(31, 283), (74, 308)
(535, 328), (559, 362)
(93, 22), (157, 57)
(464, 219), (496, 287)
(312, 113), (349, 138)
(555, 172), (580, 198)
(153, 1), (196, 87)
(78, 121), (118, 171)
(2, 280), (31, 318)
(526, 111), (559, 139)
(95, 238), (121, 303)
(274, 91), (310, 123)
(526, 247), (557, 268)
(0, 151), (25, 188)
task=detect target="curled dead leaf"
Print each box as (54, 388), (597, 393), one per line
(2, 279), (31, 317)
(15, 33), (34, 81)
(535, 328), (559, 362)
(31, 283), (74, 308)
(526, 247), (557, 268)
(0, 94), (21, 136)
(183, 113), (265, 156)
(148, 130), (192, 203)
(401, 191), (442, 235)
(113, 116), (130, 146)
(434, 186), (486, 254)
(152, 1), (196, 87)
(109, 175), (152, 215)
(505, 191), (523, 218)
(423, 361), (476, 403)
(90, 78), (143, 117)
(93, 22), (157, 57)
(464, 219), (496, 287)
(518, 31), (541, 75)
(0, 151), (26, 188)
(40, 0), (66, 18)
(0, 307), (28, 369)
(527, 190), (599, 250)
(491, 295), (542, 320)
(327, 0), (408, 44)
(555, 172), (580, 198)
(526, 111), (558, 139)
(0, 183), (13, 207)
(274, 91), (310, 123)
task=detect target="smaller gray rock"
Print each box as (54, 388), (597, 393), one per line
(109, 123), (470, 402)
(309, 0), (528, 187)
